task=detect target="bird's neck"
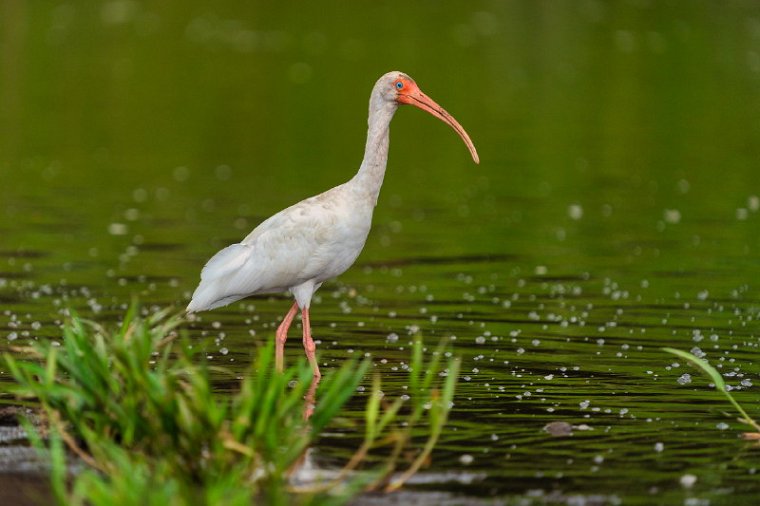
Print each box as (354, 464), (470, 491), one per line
(349, 101), (397, 205)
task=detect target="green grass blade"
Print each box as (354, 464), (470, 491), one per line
(663, 347), (758, 430)
(663, 347), (725, 391)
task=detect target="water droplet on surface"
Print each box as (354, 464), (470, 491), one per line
(459, 454), (474, 465)
(680, 474), (697, 488)
(108, 223), (128, 235)
(663, 209), (681, 224)
(568, 204), (583, 220)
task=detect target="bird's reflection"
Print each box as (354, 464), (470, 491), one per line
(302, 375), (320, 421)
(288, 375), (321, 482)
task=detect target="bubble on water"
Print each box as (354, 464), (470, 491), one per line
(215, 165), (232, 180)
(133, 188), (148, 202)
(689, 347), (706, 359)
(677, 373), (692, 385)
(716, 422), (729, 430)
(568, 204), (583, 220)
(531, 339), (541, 347)
(697, 290), (709, 301)
(124, 208), (140, 221)
(220, 347), (229, 355)
(654, 442), (664, 452)
(680, 474), (697, 488)
(741, 379), (753, 388)
(663, 209), (681, 224)
(108, 223), (128, 235)
(173, 166), (190, 182)
(459, 454), (474, 465)
(6, 332), (18, 341)
(579, 400), (591, 410)
(749, 195), (760, 211)
(475, 335), (486, 344)
(386, 332), (399, 342)
(516, 347), (525, 355)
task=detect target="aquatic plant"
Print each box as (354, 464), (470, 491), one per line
(663, 347), (760, 438)
(3, 305), (459, 505)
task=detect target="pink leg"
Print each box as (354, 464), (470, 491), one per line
(301, 307), (321, 378)
(275, 302), (299, 373)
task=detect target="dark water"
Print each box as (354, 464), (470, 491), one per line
(2, 1), (760, 504)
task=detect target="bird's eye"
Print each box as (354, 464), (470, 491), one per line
(395, 81), (404, 90)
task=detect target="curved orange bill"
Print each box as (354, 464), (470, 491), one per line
(398, 88), (480, 164)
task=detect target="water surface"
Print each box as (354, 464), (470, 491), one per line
(2, 2), (760, 504)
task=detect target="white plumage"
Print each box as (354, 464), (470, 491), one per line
(187, 71), (479, 377)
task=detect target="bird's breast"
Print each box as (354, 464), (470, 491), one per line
(307, 200), (373, 282)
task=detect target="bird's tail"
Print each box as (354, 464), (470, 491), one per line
(186, 243), (254, 313)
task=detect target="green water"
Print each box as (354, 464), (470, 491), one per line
(2, 1), (760, 504)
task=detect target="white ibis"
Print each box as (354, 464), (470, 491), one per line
(187, 71), (479, 377)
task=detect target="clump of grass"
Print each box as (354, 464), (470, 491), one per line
(663, 347), (760, 438)
(3, 305), (459, 505)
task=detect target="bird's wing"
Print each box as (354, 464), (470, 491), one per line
(188, 187), (359, 313)
(199, 243), (252, 281)
(187, 243), (256, 312)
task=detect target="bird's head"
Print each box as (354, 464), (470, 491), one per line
(374, 71), (479, 164)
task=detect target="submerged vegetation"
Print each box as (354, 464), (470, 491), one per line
(2, 306), (459, 505)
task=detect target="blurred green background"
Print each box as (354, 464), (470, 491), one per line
(2, 1), (760, 504)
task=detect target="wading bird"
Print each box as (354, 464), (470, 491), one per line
(187, 71), (479, 377)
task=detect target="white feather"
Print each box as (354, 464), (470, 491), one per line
(186, 71), (476, 315)
(186, 183), (374, 313)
